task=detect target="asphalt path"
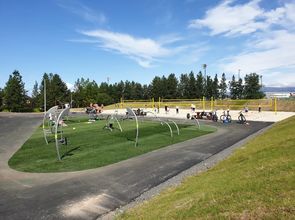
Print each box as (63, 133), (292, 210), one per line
(0, 112), (272, 220)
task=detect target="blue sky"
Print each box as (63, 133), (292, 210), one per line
(1, 0), (295, 92)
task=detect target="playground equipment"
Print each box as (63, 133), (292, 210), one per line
(103, 114), (123, 132)
(43, 106), (59, 144)
(146, 111), (179, 136)
(54, 107), (71, 161)
(126, 107), (139, 147)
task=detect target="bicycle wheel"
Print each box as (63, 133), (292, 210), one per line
(238, 115), (246, 123)
(220, 115), (226, 121)
(227, 115), (232, 122)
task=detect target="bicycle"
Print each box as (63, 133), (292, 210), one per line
(238, 111), (247, 124)
(207, 111), (218, 122)
(220, 111), (231, 122)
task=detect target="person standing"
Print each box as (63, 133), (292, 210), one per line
(258, 104), (261, 112)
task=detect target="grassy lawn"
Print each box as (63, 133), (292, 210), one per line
(118, 116), (295, 219)
(8, 117), (214, 172)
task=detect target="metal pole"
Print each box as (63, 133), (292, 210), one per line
(274, 97), (277, 115)
(44, 78), (46, 113)
(70, 92), (72, 108)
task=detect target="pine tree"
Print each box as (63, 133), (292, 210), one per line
(3, 70), (27, 112)
(229, 75), (238, 99)
(151, 76), (165, 99)
(205, 75), (213, 99)
(166, 73), (178, 99)
(236, 78), (244, 99)
(39, 73), (70, 109)
(212, 74), (219, 99)
(244, 73), (265, 99)
(178, 73), (190, 98)
(219, 73), (227, 99)
(31, 81), (39, 109)
(188, 71), (196, 98)
(0, 88), (3, 110)
(196, 71), (204, 99)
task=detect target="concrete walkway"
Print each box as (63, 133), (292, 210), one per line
(0, 112), (272, 219)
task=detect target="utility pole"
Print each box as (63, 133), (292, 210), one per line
(260, 75), (263, 87)
(238, 69), (241, 79)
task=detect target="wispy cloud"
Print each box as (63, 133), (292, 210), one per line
(190, 0), (295, 86)
(188, 0), (266, 36)
(58, 1), (106, 24)
(78, 29), (195, 68)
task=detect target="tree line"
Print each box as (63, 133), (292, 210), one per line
(0, 70), (264, 112)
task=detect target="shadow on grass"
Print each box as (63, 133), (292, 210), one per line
(61, 146), (81, 159)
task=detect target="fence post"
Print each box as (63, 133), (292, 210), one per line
(202, 96), (205, 111)
(158, 97), (161, 109)
(275, 97), (277, 114)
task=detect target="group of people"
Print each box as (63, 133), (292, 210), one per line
(86, 103), (104, 114)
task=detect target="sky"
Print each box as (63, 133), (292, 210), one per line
(1, 0), (295, 92)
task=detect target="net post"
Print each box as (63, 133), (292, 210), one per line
(120, 97), (123, 109)
(274, 97), (277, 114)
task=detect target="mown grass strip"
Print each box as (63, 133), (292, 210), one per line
(9, 117), (214, 173)
(118, 116), (295, 219)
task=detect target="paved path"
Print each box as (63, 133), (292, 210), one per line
(0, 112), (272, 220)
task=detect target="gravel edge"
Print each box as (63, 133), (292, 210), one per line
(99, 123), (274, 220)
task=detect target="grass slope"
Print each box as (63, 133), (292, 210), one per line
(118, 116), (295, 219)
(9, 117), (214, 172)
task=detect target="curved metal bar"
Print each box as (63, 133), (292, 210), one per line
(43, 106), (58, 144)
(105, 115), (123, 132)
(147, 111), (174, 137)
(193, 117), (201, 129)
(55, 107), (70, 161)
(126, 107), (139, 147)
(114, 116), (123, 132)
(161, 120), (173, 137)
(168, 119), (179, 135)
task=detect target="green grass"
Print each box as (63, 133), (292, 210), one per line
(118, 116), (295, 219)
(8, 117), (214, 173)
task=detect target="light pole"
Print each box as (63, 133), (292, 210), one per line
(238, 69), (241, 79)
(203, 64), (207, 79)
(260, 75), (263, 87)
